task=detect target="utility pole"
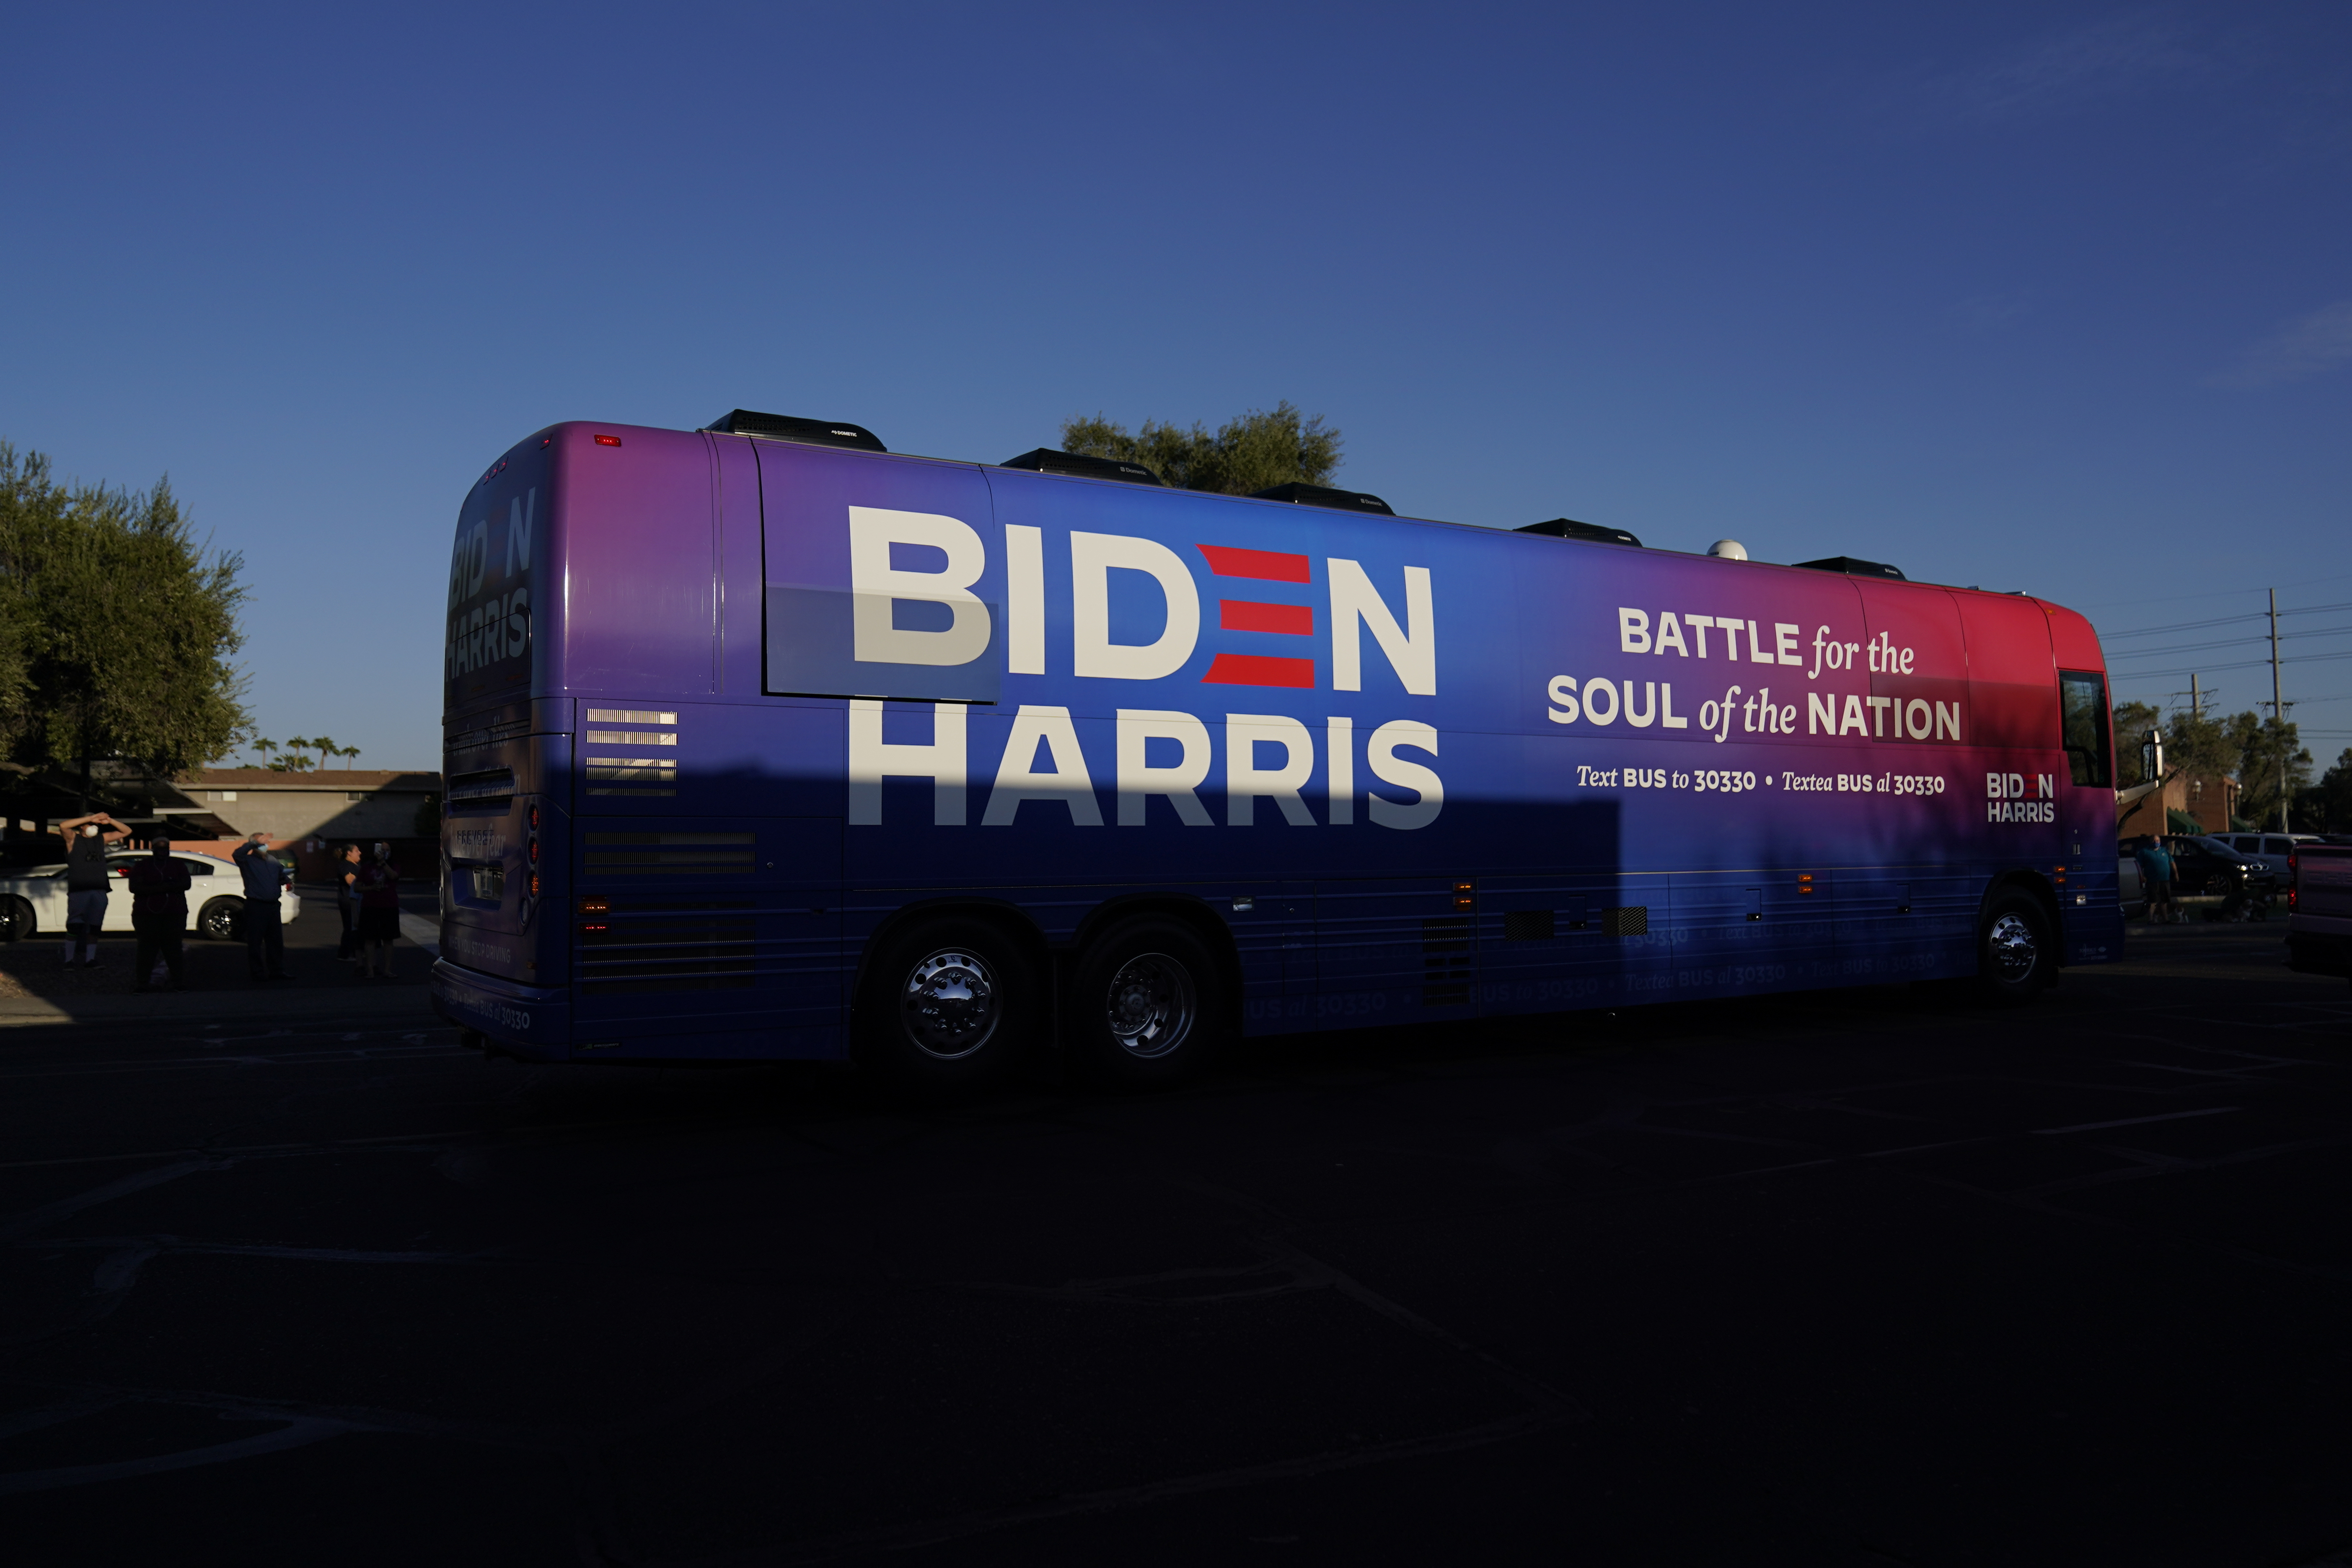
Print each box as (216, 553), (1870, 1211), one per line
(2268, 587), (2289, 832)
(2190, 673), (2201, 721)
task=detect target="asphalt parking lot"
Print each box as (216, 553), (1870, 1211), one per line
(2, 916), (2348, 1566)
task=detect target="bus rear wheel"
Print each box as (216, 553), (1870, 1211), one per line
(856, 916), (1036, 1093)
(1068, 917), (1226, 1089)
(1977, 891), (2052, 1006)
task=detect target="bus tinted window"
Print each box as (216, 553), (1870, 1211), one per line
(2059, 670), (2110, 787)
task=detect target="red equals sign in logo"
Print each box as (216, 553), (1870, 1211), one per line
(1197, 545), (1314, 689)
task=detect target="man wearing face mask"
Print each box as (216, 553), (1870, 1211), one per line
(125, 838), (194, 992)
(57, 812), (127, 968)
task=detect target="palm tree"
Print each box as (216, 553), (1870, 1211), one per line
(252, 737), (277, 768)
(306, 735), (339, 771)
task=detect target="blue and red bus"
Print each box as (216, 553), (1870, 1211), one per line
(432, 410), (2123, 1086)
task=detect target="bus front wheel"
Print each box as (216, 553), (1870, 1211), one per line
(1068, 917), (1227, 1089)
(1977, 891), (2052, 1006)
(857, 917), (1036, 1093)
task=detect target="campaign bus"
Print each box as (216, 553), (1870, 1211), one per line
(431, 410), (2124, 1087)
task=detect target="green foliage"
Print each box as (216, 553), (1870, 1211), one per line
(2308, 747), (2352, 832)
(2159, 706), (2238, 789)
(2136, 702), (2314, 830)
(1061, 402), (1342, 495)
(266, 754), (315, 772)
(2225, 710), (2311, 829)
(0, 442), (249, 780)
(2112, 699), (2160, 787)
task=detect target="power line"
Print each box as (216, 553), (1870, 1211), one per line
(2100, 601), (2352, 639)
(2077, 569), (2352, 614)
(2106, 624), (2352, 657)
(2109, 647), (2352, 681)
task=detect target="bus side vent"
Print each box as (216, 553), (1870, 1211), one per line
(1795, 555), (1906, 581)
(1420, 916), (1472, 1006)
(447, 767), (515, 810)
(578, 917), (756, 992)
(584, 833), (756, 874)
(702, 410), (887, 452)
(1249, 482), (1396, 515)
(1602, 906), (1649, 937)
(1502, 910), (1555, 942)
(1517, 518), (1643, 548)
(999, 448), (1164, 486)
(586, 757), (678, 797)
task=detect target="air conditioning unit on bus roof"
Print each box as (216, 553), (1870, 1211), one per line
(1795, 555), (1908, 581)
(1249, 482), (1396, 515)
(702, 410), (888, 452)
(999, 448), (1164, 486)
(1516, 517), (1644, 548)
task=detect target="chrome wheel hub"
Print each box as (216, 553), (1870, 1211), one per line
(1987, 912), (2037, 983)
(1105, 952), (1195, 1060)
(901, 949), (999, 1060)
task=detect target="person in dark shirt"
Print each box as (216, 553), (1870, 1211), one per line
(232, 832), (293, 983)
(336, 842), (363, 961)
(125, 840), (194, 992)
(57, 811), (128, 968)
(354, 842), (401, 980)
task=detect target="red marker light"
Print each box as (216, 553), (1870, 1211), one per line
(594, 434), (622, 447)
(528, 872), (541, 897)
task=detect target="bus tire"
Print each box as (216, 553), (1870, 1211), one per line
(1067, 917), (1226, 1089)
(1976, 891), (2052, 1006)
(856, 916), (1036, 1093)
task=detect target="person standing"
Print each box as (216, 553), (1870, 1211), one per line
(57, 812), (127, 968)
(125, 840), (193, 992)
(232, 833), (293, 983)
(354, 841), (401, 979)
(2137, 837), (2176, 924)
(335, 842), (363, 961)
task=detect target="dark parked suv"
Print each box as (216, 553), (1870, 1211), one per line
(2161, 836), (2275, 901)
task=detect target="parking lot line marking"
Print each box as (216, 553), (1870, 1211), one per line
(2030, 1107), (2241, 1136)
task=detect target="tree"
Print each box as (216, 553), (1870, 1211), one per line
(2227, 711), (2311, 830)
(2306, 747), (2352, 832)
(1060, 402), (1343, 495)
(0, 442), (249, 799)
(2112, 699), (2160, 787)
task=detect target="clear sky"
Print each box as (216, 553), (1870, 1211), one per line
(5, 3), (2348, 768)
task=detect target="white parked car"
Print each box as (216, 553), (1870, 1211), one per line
(2217, 832), (2325, 884)
(0, 851), (302, 943)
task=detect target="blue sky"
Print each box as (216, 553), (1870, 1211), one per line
(4, 3), (2348, 767)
